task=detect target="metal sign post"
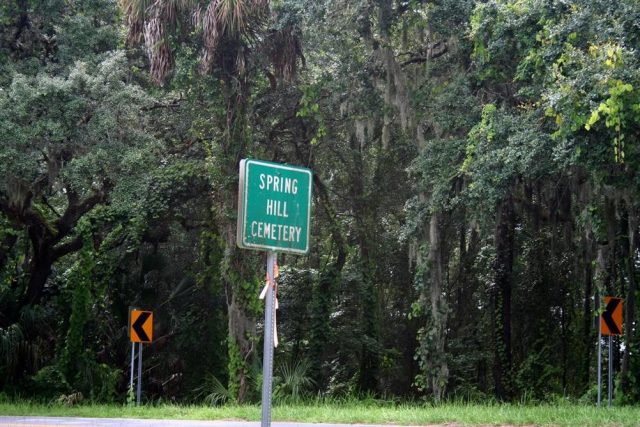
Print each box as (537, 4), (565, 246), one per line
(261, 251), (277, 427)
(597, 294), (602, 407)
(137, 342), (143, 405)
(128, 306), (136, 400)
(597, 322), (602, 407)
(236, 159), (313, 427)
(130, 342), (135, 397)
(608, 336), (613, 407)
(129, 309), (153, 406)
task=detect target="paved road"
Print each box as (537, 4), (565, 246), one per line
(0, 417), (431, 427)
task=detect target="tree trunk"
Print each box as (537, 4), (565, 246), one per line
(25, 251), (53, 305)
(308, 260), (342, 391)
(306, 173), (348, 391)
(581, 229), (595, 392)
(493, 195), (515, 400)
(213, 77), (259, 404)
(218, 173), (257, 403)
(350, 150), (380, 394)
(427, 212), (448, 401)
(22, 224), (83, 306)
(621, 199), (637, 392)
(0, 186), (106, 309)
(226, 284), (256, 403)
(357, 263), (380, 394)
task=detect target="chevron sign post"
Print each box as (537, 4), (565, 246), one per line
(597, 297), (623, 408)
(129, 309), (153, 405)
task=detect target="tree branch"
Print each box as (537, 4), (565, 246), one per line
(141, 98), (183, 111)
(54, 187), (108, 242)
(0, 194), (48, 231)
(42, 196), (62, 218)
(400, 42), (448, 67)
(51, 235), (83, 262)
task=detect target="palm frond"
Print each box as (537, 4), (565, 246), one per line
(144, 16), (173, 84)
(193, 374), (234, 405)
(0, 305), (50, 378)
(200, 0), (269, 74)
(0, 323), (24, 368)
(265, 25), (304, 82)
(273, 359), (314, 403)
(119, 0), (275, 83)
(119, 0), (151, 44)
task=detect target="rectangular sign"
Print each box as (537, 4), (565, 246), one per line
(130, 309), (153, 343)
(601, 296), (623, 336)
(237, 159), (312, 254)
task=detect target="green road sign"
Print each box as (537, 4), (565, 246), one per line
(237, 159), (312, 254)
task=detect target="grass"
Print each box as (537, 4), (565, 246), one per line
(0, 401), (639, 426)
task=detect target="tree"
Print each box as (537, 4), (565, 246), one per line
(119, 0), (306, 402)
(0, 48), (161, 306)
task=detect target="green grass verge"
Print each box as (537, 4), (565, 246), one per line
(0, 401), (639, 426)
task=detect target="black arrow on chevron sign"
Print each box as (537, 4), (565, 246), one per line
(602, 298), (621, 335)
(132, 311), (152, 342)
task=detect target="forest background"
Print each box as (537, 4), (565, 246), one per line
(0, 0), (639, 407)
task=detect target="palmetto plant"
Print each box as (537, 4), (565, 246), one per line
(273, 359), (315, 403)
(193, 373), (235, 405)
(0, 305), (50, 385)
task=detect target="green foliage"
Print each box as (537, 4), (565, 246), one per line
(55, 6), (119, 67)
(83, 362), (121, 402)
(194, 374), (234, 406)
(296, 83), (327, 145)
(56, 231), (120, 402)
(514, 341), (562, 401)
(273, 359), (315, 403)
(226, 338), (243, 401)
(470, 0), (546, 84)
(0, 47), (163, 297)
(531, 0), (640, 166)
(28, 365), (70, 401)
(60, 233), (95, 382)
(412, 244), (448, 400)
(413, 325), (448, 395)
(584, 79), (639, 163)
(0, 305), (51, 391)
(1, 0), (640, 407)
